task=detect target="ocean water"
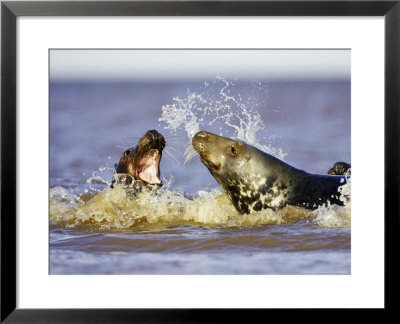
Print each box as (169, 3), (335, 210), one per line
(49, 77), (351, 274)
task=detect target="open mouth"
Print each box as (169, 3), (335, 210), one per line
(135, 149), (162, 185)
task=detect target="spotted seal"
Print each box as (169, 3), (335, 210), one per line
(111, 129), (165, 189)
(192, 130), (349, 214)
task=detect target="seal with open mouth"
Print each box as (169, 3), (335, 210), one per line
(192, 130), (349, 214)
(112, 129), (165, 189)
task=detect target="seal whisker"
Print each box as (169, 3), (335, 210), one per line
(184, 145), (199, 164)
(164, 148), (181, 165)
(165, 145), (183, 154)
(117, 137), (140, 151)
(119, 136), (140, 142)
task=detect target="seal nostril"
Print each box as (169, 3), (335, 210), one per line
(195, 131), (207, 138)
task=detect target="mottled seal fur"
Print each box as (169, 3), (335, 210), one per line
(192, 130), (349, 214)
(111, 130), (165, 189)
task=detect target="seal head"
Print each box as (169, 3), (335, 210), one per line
(192, 130), (348, 214)
(328, 162), (351, 175)
(114, 129), (165, 187)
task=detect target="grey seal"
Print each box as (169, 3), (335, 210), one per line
(111, 129), (165, 189)
(192, 130), (349, 214)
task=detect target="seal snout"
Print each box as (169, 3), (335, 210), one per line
(191, 130), (223, 172)
(192, 131), (208, 153)
(144, 129), (166, 150)
(195, 131), (207, 138)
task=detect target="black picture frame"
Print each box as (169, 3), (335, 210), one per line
(1, 0), (398, 322)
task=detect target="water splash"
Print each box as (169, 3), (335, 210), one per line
(50, 181), (313, 231)
(85, 166), (114, 193)
(310, 177), (351, 228)
(50, 177), (350, 231)
(159, 76), (286, 161)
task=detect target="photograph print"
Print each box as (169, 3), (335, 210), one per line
(49, 49), (351, 275)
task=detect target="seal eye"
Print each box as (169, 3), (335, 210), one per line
(231, 146), (236, 155)
(124, 149), (131, 156)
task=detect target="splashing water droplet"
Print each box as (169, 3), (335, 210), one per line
(159, 76), (286, 160)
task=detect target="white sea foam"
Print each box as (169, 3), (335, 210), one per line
(310, 177), (351, 228)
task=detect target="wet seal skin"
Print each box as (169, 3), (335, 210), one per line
(111, 130), (165, 191)
(328, 161), (351, 175)
(192, 130), (350, 214)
